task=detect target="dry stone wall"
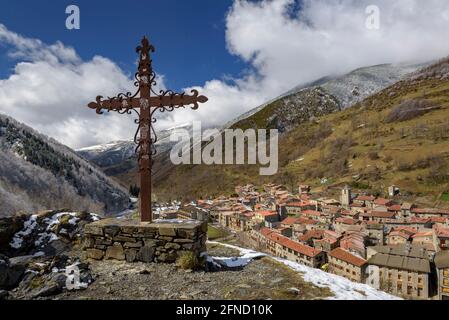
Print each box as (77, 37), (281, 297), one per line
(82, 218), (207, 263)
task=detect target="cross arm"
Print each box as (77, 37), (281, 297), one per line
(88, 95), (140, 115)
(149, 89), (208, 111)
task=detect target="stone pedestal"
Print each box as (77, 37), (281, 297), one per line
(82, 218), (207, 263)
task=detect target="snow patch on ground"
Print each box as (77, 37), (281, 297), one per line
(208, 242), (266, 268)
(154, 219), (199, 224)
(208, 241), (266, 268)
(209, 241), (401, 300)
(276, 258), (400, 300)
(10, 211), (102, 250)
(10, 215), (38, 249)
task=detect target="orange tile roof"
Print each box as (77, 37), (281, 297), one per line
(355, 195), (376, 202)
(431, 217), (447, 223)
(388, 204), (402, 212)
(409, 217), (431, 223)
(298, 230), (325, 242)
(388, 231), (411, 239)
(394, 227), (418, 235)
(281, 216), (302, 226)
(329, 248), (367, 267)
(350, 203), (365, 208)
(260, 227), (274, 237)
(301, 210), (321, 217)
(285, 202), (303, 207)
(374, 198), (392, 205)
(261, 228), (322, 257)
(412, 231), (433, 238)
(256, 210), (278, 217)
(336, 217), (358, 225)
(412, 208), (449, 215)
(435, 226), (449, 238)
(268, 233), (322, 258)
(363, 211), (396, 219)
(296, 217), (318, 225)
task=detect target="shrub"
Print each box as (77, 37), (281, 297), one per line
(176, 251), (204, 270)
(368, 151), (380, 160)
(385, 99), (438, 123)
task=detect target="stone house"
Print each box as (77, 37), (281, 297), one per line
(373, 198), (394, 212)
(298, 230), (325, 246)
(298, 184), (311, 195)
(388, 185), (400, 197)
(360, 211), (397, 224)
(340, 185), (352, 208)
(328, 248), (368, 283)
(434, 250), (449, 300)
(354, 195), (376, 208)
(364, 223), (385, 246)
(313, 230), (341, 253)
(340, 209), (359, 220)
(334, 217), (360, 233)
(411, 208), (449, 219)
(400, 203), (415, 218)
(340, 231), (367, 259)
(387, 230), (412, 245)
(280, 216), (302, 229)
(218, 211), (236, 229)
(411, 231), (434, 247)
(366, 244), (432, 300)
(259, 228), (325, 268)
(253, 210), (279, 225)
(284, 202), (303, 215)
(300, 210), (322, 222)
(314, 237), (340, 253)
(433, 225), (449, 251)
(387, 204), (402, 215)
(384, 217), (432, 231)
(273, 226), (293, 238)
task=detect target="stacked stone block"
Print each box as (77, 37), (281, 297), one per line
(82, 218), (207, 263)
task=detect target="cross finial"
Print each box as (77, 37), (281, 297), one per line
(87, 37), (208, 222)
(137, 36), (155, 54)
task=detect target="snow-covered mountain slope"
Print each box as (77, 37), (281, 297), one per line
(76, 123), (195, 184)
(77, 123), (193, 166)
(225, 62), (428, 130)
(0, 114), (130, 217)
(77, 140), (136, 168)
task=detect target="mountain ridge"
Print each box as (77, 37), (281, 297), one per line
(0, 113), (130, 217)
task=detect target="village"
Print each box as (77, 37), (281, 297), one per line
(155, 183), (449, 300)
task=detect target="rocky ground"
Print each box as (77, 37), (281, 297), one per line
(0, 211), (334, 300)
(52, 243), (333, 300)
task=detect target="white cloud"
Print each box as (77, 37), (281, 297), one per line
(161, 0), (449, 131)
(0, 24), (165, 149)
(2, 0), (449, 148)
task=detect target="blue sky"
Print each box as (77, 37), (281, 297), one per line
(0, 0), (245, 91)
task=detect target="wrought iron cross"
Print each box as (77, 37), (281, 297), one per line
(87, 37), (208, 222)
